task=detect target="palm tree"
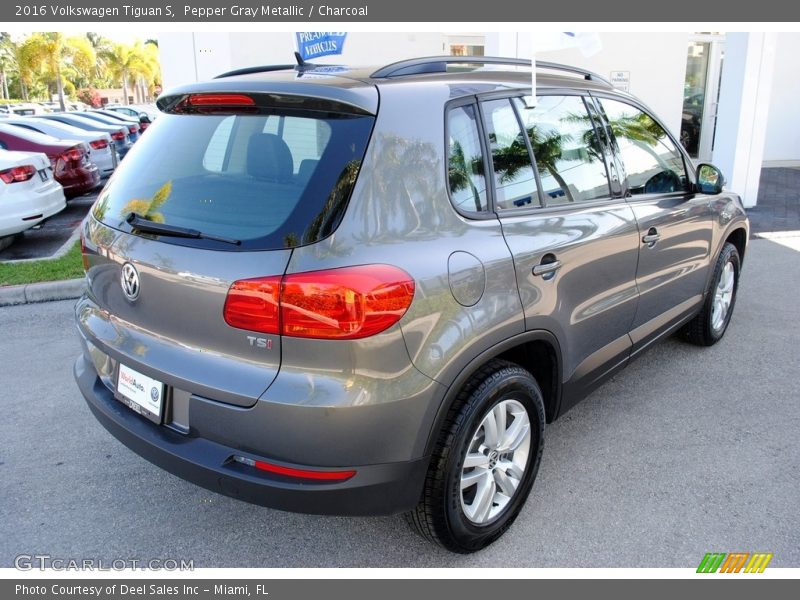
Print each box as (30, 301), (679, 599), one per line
(22, 33), (94, 110)
(102, 42), (153, 104)
(0, 32), (12, 100)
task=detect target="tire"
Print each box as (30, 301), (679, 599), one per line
(406, 359), (545, 553)
(682, 242), (741, 346)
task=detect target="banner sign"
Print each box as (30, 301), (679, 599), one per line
(295, 32), (348, 60)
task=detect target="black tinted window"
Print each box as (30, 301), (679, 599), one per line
(516, 95), (610, 205)
(92, 110), (373, 250)
(482, 98), (540, 210)
(447, 104), (488, 213)
(598, 98), (688, 195)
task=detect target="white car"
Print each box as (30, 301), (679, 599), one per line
(0, 149), (66, 238)
(1, 117), (118, 177)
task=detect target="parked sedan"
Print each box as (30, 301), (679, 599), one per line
(0, 124), (99, 198)
(2, 117), (118, 177)
(37, 113), (133, 159)
(0, 149), (66, 238)
(76, 112), (139, 144)
(92, 108), (153, 133)
(105, 104), (158, 119)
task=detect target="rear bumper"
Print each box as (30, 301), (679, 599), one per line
(0, 184), (65, 237)
(74, 353), (429, 516)
(60, 166), (101, 197)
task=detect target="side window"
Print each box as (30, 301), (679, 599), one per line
(481, 98), (540, 210)
(447, 104), (489, 213)
(597, 98), (688, 195)
(516, 95), (610, 204)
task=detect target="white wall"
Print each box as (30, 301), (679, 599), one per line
(157, 32), (196, 89)
(486, 32), (689, 136)
(762, 32), (800, 165)
(158, 32), (445, 89)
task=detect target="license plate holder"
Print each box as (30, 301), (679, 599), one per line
(116, 363), (164, 424)
(38, 169), (48, 182)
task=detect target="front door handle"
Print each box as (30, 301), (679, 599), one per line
(532, 256), (562, 278)
(642, 227), (660, 247)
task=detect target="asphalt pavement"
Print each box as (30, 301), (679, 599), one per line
(0, 237), (798, 568)
(0, 190), (98, 261)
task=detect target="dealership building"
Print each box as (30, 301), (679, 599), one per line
(158, 32), (799, 208)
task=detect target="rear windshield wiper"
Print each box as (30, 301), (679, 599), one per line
(126, 213), (241, 246)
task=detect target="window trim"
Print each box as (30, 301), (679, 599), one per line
(581, 94), (621, 199)
(477, 96), (545, 214)
(589, 91), (697, 203)
(443, 97), (497, 220)
(518, 91), (616, 208)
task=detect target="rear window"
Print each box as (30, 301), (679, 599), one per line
(92, 108), (374, 250)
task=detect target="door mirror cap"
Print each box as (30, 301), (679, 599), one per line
(696, 163), (725, 194)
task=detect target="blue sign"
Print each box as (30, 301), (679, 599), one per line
(295, 32), (348, 61)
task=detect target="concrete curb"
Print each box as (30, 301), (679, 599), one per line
(0, 278), (85, 307)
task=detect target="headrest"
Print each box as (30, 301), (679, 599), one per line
(246, 133), (293, 182)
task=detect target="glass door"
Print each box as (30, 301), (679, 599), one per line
(680, 35), (725, 162)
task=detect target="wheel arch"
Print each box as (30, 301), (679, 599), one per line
(422, 330), (563, 457)
(725, 226), (748, 266)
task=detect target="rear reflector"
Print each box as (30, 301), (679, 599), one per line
(0, 165), (36, 184)
(232, 455), (356, 482)
(224, 265), (415, 340)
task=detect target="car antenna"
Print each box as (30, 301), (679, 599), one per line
(294, 51), (306, 68)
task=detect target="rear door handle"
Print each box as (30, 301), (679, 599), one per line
(642, 227), (660, 246)
(532, 258), (562, 278)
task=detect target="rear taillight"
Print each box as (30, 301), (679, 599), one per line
(224, 276), (281, 335)
(90, 139), (108, 150)
(128, 125), (137, 134)
(139, 122), (149, 132)
(111, 131), (125, 141)
(0, 165), (36, 184)
(62, 147), (82, 163)
(224, 265), (415, 340)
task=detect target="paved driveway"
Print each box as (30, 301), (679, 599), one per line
(0, 238), (798, 568)
(0, 191), (98, 261)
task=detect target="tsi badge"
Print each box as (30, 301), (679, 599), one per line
(120, 262), (140, 301)
(247, 336), (273, 350)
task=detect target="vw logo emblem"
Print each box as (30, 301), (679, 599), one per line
(120, 262), (140, 301)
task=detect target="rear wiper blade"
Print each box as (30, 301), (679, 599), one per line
(126, 213), (241, 246)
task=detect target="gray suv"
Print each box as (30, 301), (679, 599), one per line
(74, 56), (748, 553)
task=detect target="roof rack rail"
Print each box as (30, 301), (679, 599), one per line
(370, 56), (611, 86)
(536, 61), (611, 86)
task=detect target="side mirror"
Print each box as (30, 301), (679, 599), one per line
(696, 163), (725, 195)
